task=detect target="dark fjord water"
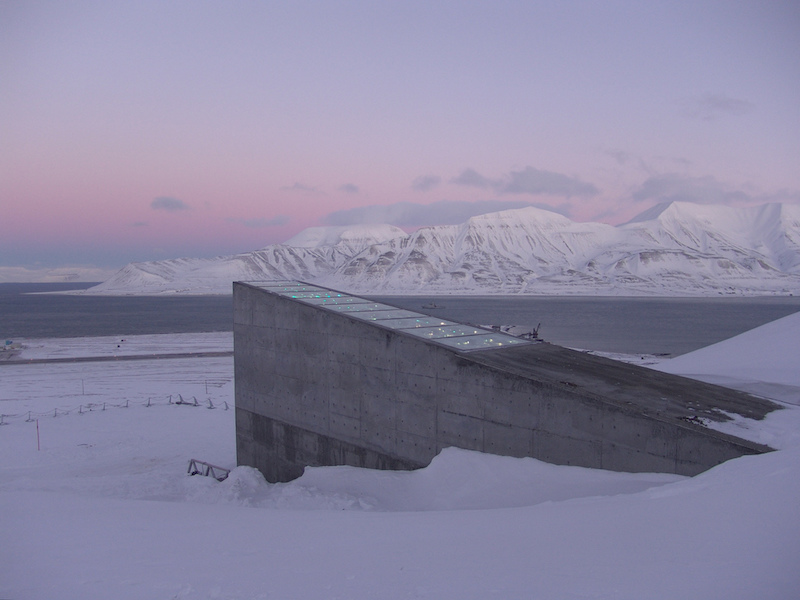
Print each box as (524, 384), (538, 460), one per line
(2, 283), (799, 356)
(0, 283), (233, 339)
(370, 295), (800, 356)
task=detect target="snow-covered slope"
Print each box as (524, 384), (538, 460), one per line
(87, 202), (800, 295)
(655, 310), (800, 396)
(284, 223), (407, 251)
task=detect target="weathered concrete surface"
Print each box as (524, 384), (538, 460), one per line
(234, 282), (779, 482)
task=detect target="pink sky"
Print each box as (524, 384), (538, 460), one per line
(2, 1), (799, 278)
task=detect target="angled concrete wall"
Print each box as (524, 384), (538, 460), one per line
(234, 282), (776, 482)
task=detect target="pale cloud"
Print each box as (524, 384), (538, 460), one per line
(451, 168), (497, 189)
(338, 183), (360, 194)
(228, 215), (291, 228)
(763, 189), (800, 203)
(633, 174), (800, 211)
(151, 196), (189, 211)
(130, 221), (148, 227)
(324, 199), (568, 227)
(411, 174), (442, 192)
(680, 93), (755, 121)
(655, 155), (693, 169)
(451, 167), (598, 197)
(503, 166), (599, 196)
(280, 182), (323, 194)
(601, 149), (691, 173)
(604, 149), (633, 166)
(632, 173), (751, 205)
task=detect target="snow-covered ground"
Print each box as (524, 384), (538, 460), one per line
(1, 316), (799, 599)
(654, 312), (800, 405)
(2, 331), (232, 361)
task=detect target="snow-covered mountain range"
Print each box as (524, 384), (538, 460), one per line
(87, 202), (800, 296)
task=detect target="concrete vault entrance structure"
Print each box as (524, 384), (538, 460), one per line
(234, 281), (779, 482)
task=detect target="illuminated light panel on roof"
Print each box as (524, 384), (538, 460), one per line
(264, 285), (327, 294)
(299, 295), (372, 306)
(347, 309), (421, 321)
(317, 302), (395, 313)
(245, 280), (295, 287)
(403, 325), (485, 339)
(382, 317), (451, 329)
(280, 291), (334, 299)
(247, 280), (532, 352)
(434, 335), (531, 350)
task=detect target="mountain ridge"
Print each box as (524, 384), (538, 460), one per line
(85, 202), (800, 296)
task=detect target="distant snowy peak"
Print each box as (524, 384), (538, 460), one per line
(622, 201), (800, 273)
(88, 202), (800, 296)
(624, 201), (673, 224)
(628, 201), (800, 235)
(282, 224), (407, 250)
(466, 206), (574, 228)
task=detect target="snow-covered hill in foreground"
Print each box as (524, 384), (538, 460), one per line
(2, 315), (799, 598)
(656, 310), (800, 394)
(87, 201), (800, 295)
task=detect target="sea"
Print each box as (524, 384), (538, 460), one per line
(2, 282), (799, 357)
(0, 283), (233, 340)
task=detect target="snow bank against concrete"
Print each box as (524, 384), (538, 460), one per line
(650, 309), (800, 451)
(656, 310), (800, 391)
(206, 447), (682, 512)
(653, 308), (800, 437)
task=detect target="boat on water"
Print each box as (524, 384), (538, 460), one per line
(422, 302), (445, 309)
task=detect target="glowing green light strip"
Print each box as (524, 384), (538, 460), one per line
(249, 280), (532, 352)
